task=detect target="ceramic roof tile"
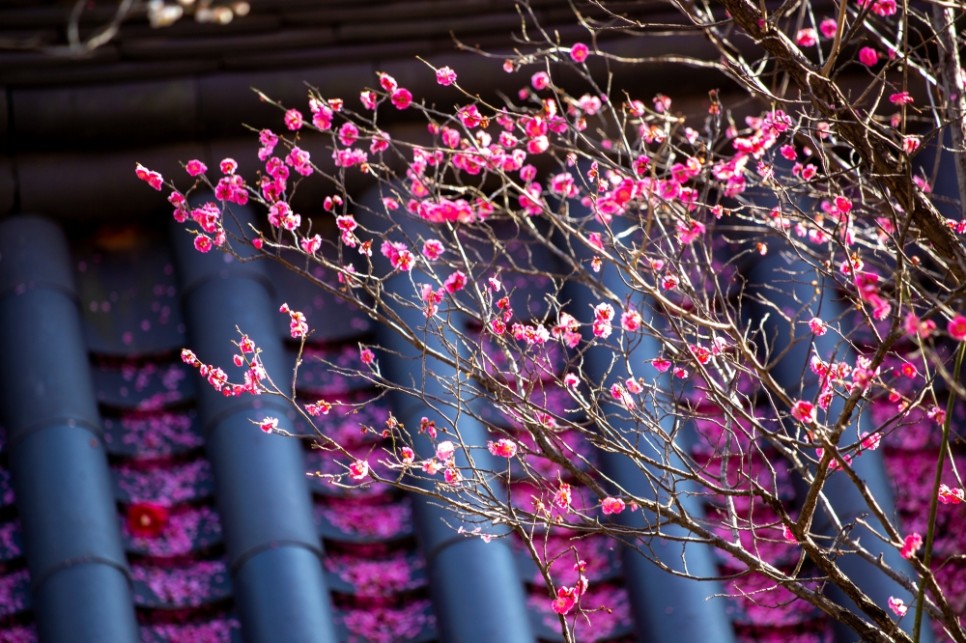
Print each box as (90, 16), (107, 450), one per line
(0, 199), (964, 643)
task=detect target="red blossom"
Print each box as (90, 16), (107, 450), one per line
(127, 502), (170, 539)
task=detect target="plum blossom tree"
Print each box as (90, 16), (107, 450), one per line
(138, 1), (966, 641)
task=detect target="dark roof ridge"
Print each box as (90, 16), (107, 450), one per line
(168, 209), (339, 642)
(0, 214), (140, 642)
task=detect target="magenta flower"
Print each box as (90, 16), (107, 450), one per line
(435, 66), (457, 86)
(488, 438), (519, 458)
(193, 234), (213, 253)
(443, 271), (467, 294)
(258, 417), (278, 434)
(938, 483), (964, 504)
(899, 533), (922, 559)
(283, 108), (304, 131)
(601, 497), (625, 515)
(569, 42), (589, 63)
(947, 314), (966, 341)
(819, 18), (838, 39)
(348, 459), (369, 481)
(359, 346), (375, 366)
(795, 28), (817, 47)
(185, 159), (207, 176)
(888, 596), (908, 617)
(858, 46), (879, 67)
(531, 71), (550, 91)
(791, 400), (817, 424)
(390, 88), (413, 110)
(551, 586), (578, 615)
(621, 308), (642, 332)
(808, 317), (828, 336)
(889, 91), (914, 105)
(135, 163), (164, 190)
(553, 482), (572, 510)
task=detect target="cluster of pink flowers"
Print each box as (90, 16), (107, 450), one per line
(180, 344), (267, 398)
(551, 559), (590, 615)
(278, 303), (308, 338)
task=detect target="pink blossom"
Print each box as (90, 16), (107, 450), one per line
(553, 482), (572, 510)
(791, 400), (817, 424)
(258, 129), (278, 160)
(443, 467), (462, 485)
(795, 28), (817, 47)
(458, 104), (483, 128)
(135, 163), (164, 190)
(948, 314), (966, 341)
(435, 441), (455, 462)
(570, 42), (589, 63)
(888, 596), (908, 617)
(422, 239), (444, 261)
(900, 533), (922, 559)
(858, 47), (879, 67)
(859, 0), (897, 16)
(551, 586), (578, 615)
(651, 358), (672, 373)
(279, 303), (309, 338)
(284, 108), (304, 131)
(563, 373), (580, 388)
(652, 93), (671, 113)
(258, 417), (278, 434)
(435, 66), (457, 86)
(443, 271), (467, 294)
(860, 431), (881, 452)
(889, 91), (914, 105)
(601, 497), (625, 515)
(819, 18), (838, 39)
(400, 446), (415, 465)
(338, 121), (359, 146)
(902, 136), (921, 154)
(938, 484), (964, 504)
(782, 524), (798, 543)
(220, 157), (237, 174)
(300, 234), (322, 255)
(378, 73), (397, 92)
(621, 308), (642, 332)
(390, 88), (412, 110)
(348, 459), (369, 481)
(380, 240), (415, 271)
(193, 234), (213, 253)
(531, 71), (550, 90)
(360, 90), (378, 110)
(360, 347), (375, 366)
(808, 317), (828, 336)
(487, 439), (519, 458)
(185, 159), (207, 176)
(305, 400), (333, 416)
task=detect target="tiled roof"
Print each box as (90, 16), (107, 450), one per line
(0, 3), (963, 642)
(1, 206), (963, 642)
